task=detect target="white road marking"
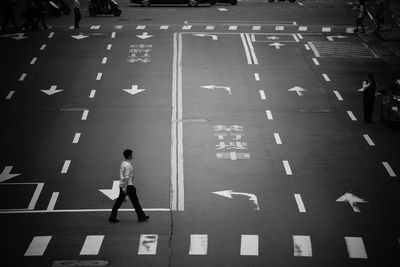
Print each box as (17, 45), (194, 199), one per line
(80, 235), (104, 255)
(229, 25), (238, 31)
(367, 11), (373, 21)
(322, 27), (331, 32)
(206, 25), (215, 30)
(0, 208), (170, 214)
(298, 2), (304, 6)
(189, 234), (208, 255)
(48, 32), (54, 38)
(283, 160), (292, 175)
(82, 110), (89, 120)
(299, 26), (308, 31)
(107, 44), (112, 50)
(102, 57), (107, 64)
(138, 235), (158, 255)
(254, 73), (260, 81)
(240, 33), (252, 65)
(89, 90), (96, 98)
(73, 133), (81, 144)
(96, 72), (102, 80)
(230, 151), (237, 160)
(182, 25), (192, 30)
(28, 183), (44, 210)
(177, 34), (184, 211)
(293, 235), (312, 256)
(111, 32), (116, 38)
(40, 44), (46, 50)
(304, 44), (310, 50)
(322, 73), (330, 81)
(160, 25), (169, 30)
(61, 160), (71, 173)
(308, 42), (320, 57)
(297, 33), (303, 40)
(345, 237), (368, 259)
(275, 26), (284, 31)
(115, 25), (123, 29)
(333, 90), (343, 101)
(259, 90), (266, 100)
(90, 25), (100, 29)
(312, 58), (319, 66)
(30, 57), (37, 64)
(46, 192), (59, 211)
(294, 194), (306, 212)
(362, 134), (375, 146)
(218, 8), (228, 11)
(252, 25), (261, 31)
(274, 133), (282, 144)
(240, 235), (258, 256)
(382, 162), (397, 177)
(347, 111), (357, 121)
(6, 90), (15, 100)
(266, 110), (273, 120)
(136, 25), (146, 29)
(19, 73), (27, 81)
(245, 34), (258, 64)
(25, 236), (52, 256)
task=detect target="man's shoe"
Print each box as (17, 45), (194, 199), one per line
(138, 216), (150, 222)
(108, 218), (119, 223)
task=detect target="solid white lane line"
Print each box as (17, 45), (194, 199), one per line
(102, 57), (107, 64)
(30, 57), (37, 65)
(293, 235), (312, 256)
(80, 235), (104, 255)
(82, 110), (89, 120)
(304, 44), (310, 50)
(347, 111), (357, 121)
(333, 90), (343, 101)
(73, 133), (81, 144)
(322, 27), (331, 32)
(136, 25), (146, 29)
(89, 90), (96, 98)
(107, 44), (112, 50)
(229, 25), (238, 30)
(275, 26), (284, 31)
(259, 90), (266, 100)
(25, 236), (52, 256)
(240, 235), (258, 256)
(6, 91), (15, 100)
(252, 25), (261, 31)
(46, 192), (59, 211)
(312, 58), (319, 66)
(245, 34), (258, 65)
(254, 73), (260, 81)
(96, 73), (102, 80)
(40, 44), (46, 50)
(362, 134), (375, 146)
(182, 25), (192, 30)
(1, 208), (170, 214)
(283, 160), (292, 175)
(160, 25), (169, 30)
(138, 235), (158, 255)
(322, 73), (330, 81)
(177, 33), (184, 211)
(294, 194), (306, 212)
(111, 32), (116, 38)
(206, 25), (215, 30)
(274, 133), (282, 144)
(266, 110), (273, 120)
(299, 26), (308, 31)
(382, 162), (397, 177)
(61, 160), (71, 173)
(19, 73), (27, 81)
(189, 234), (208, 255)
(28, 183), (44, 210)
(240, 33), (252, 65)
(48, 32), (54, 38)
(171, 33), (178, 211)
(345, 237), (368, 259)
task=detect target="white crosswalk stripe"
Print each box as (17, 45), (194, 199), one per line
(25, 236), (52, 256)
(293, 235), (312, 257)
(189, 234), (208, 255)
(80, 235), (104, 255)
(345, 237), (368, 259)
(308, 42), (378, 58)
(240, 235), (259, 256)
(138, 234), (158, 255)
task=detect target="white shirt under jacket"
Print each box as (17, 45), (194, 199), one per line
(120, 160), (134, 188)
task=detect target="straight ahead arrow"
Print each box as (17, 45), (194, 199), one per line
(71, 33), (89, 40)
(137, 32), (153, 39)
(0, 166), (21, 182)
(269, 42), (285, 49)
(99, 180), (120, 200)
(213, 190), (260, 210)
(123, 85), (146, 95)
(288, 86), (306, 96)
(41, 85), (63, 95)
(336, 193), (368, 212)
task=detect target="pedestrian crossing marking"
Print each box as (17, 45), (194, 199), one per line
(189, 234), (208, 255)
(229, 25), (238, 31)
(115, 25), (123, 29)
(293, 235), (312, 257)
(138, 234), (158, 255)
(25, 236), (52, 256)
(240, 235), (259, 256)
(299, 26), (307, 31)
(90, 25), (100, 30)
(252, 25), (261, 31)
(206, 25), (215, 30)
(160, 25), (169, 30)
(345, 237), (368, 259)
(182, 25), (192, 30)
(308, 42), (378, 59)
(80, 235), (104, 255)
(275, 26), (284, 31)
(322, 27), (331, 32)
(136, 25), (146, 30)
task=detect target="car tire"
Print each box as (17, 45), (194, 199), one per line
(88, 7), (96, 17)
(188, 0), (199, 7)
(209, 0), (216, 5)
(140, 0), (151, 7)
(113, 8), (122, 16)
(231, 0), (237, 5)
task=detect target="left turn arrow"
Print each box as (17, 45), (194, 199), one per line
(213, 190), (260, 210)
(41, 85), (63, 95)
(0, 166), (21, 183)
(99, 181), (120, 200)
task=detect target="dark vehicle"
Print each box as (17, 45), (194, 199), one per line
(131, 0), (214, 7)
(268, 0), (296, 2)
(209, 0), (237, 5)
(89, 0), (121, 16)
(380, 81), (400, 127)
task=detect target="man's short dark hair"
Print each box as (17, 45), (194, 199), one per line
(123, 149), (133, 159)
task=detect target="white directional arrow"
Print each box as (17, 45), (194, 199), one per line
(137, 32), (153, 39)
(11, 33), (28, 40)
(327, 35), (347, 41)
(288, 86), (307, 96)
(201, 85), (231, 95)
(194, 33), (218, 41)
(336, 193), (368, 212)
(99, 181), (120, 200)
(269, 42), (285, 49)
(213, 190), (260, 210)
(71, 33), (89, 40)
(0, 166), (21, 183)
(123, 85), (146, 95)
(41, 85), (63, 95)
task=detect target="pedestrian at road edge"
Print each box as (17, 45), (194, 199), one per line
(1, 0), (19, 32)
(73, 0), (81, 29)
(362, 73), (377, 123)
(108, 149), (149, 223)
(354, 0), (367, 33)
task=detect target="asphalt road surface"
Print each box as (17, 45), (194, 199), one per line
(1, 1), (400, 267)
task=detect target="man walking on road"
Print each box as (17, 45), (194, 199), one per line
(108, 149), (149, 223)
(354, 0), (367, 33)
(362, 73), (377, 123)
(73, 0), (81, 29)
(1, 0), (19, 32)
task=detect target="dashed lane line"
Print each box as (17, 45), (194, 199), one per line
(266, 110), (273, 120)
(382, 162), (397, 177)
(298, 26), (307, 31)
(293, 235), (312, 256)
(322, 73), (330, 82)
(136, 25), (146, 30)
(294, 194), (306, 212)
(322, 27), (331, 32)
(107, 44), (112, 50)
(229, 25), (238, 31)
(30, 57), (37, 65)
(160, 25), (169, 30)
(102, 57), (107, 64)
(61, 160), (71, 174)
(80, 235), (104, 255)
(275, 26), (284, 31)
(304, 44), (310, 51)
(345, 237), (368, 259)
(182, 25), (192, 30)
(189, 234), (208, 255)
(111, 32), (116, 39)
(48, 32), (54, 38)
(362, 134), (375, 146)
(82, 110), (89, 120)
(283, 160), (293, 175)
(46, 192), (59, 211)
(96, 72), (102, 80)
(274, 133), (282, 144)
(240, 235), (259, 256)
(40, 44), (46, 50)
(347, 110), (357, 121)
(333, 90), (343, 101)
(252, 25), (261, 31)
(6, 91), (15, 100)
(254, 73), (260, 81)
(312, 58), (319, 66)
(19, 73), (27, 81)
(24, 236), (52, 256)
(297, 33), (303, 40)
(259, 90), (266, 100)
(89, 90), (96, 98)
(206, 25), (215, 30)
(73, 133), (81, 144)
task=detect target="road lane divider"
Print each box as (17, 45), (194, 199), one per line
(229, 25), (238, 31)
(240, 33), (252, 65)
(298, 26), (308, 31)
(240, 235), (259, 256)
(245, 34), (258, 64)
(6, 91), (15, 100)
(19, 73), (27, 81)
(322, 27), (331, 32)
(206, 25), (215, 30)
(136, 25), (146, 30)
(294, 194), (306, 212)
(80, 235), (104, 255)
(25, 236), (52, 256)
(102, 57), (107, 64)
(259, 90), (266, 100)
(275, 26), (284, 31)
(347, 111), (357, 121)
(293, 235), (312, 256)
(312, 58), (319, 66)
(382, 162), (397, 177)
(61, 160), (71, 173)
(252, 25), (261, 31)
(46, 192), (59, 211)
(30, 57), (37, 65)
(82, 110), (89, 120)
(48, 32), (54, 38)
(322, 73), (330, 82)
(111, 32), (116, 39)
(160, 25), (169, 30)
(345, 237), (368, 259)
(189, 234), (208, 255)
(266, 110), (273, 120)
(333, 90), (343, 101)
(283, 160), (293, 175)
(304, 44), (310, 51)
(254, 73), (260, 81)
(273, 133), (282, 144)
(107, 44), (112, 50)
(40, 44), (46, 50)
(182, 25), (192, 30)
(362, 134), (375, 146)
(96, 72), (102, 81)
(73, 133), (81, 144)
(89, 90), (96, 98)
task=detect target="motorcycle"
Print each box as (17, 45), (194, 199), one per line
(88, 0), (122, 17)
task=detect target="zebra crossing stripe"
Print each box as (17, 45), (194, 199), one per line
(138, 234), (158, 255)
(136, 25), (146, 30)
(275, 26), (284, 31)
(240, 235), (258, 256)
(293, 235), (312, 257)
(298, 26), (307, 31)
(252, 25), (261, 31)
(25, 236), (52, 256)
(189, 234), (208, 255)
(347, 111), (357, 121)
(322, 27), (331, 32)
(345, 237), (367, 259)
(160, 25), (169, 30)
(206, 25), (215, 30)
(182, 25), (192, 30)
(80, 235), (104, 255)
(229, 25), (238, 31)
